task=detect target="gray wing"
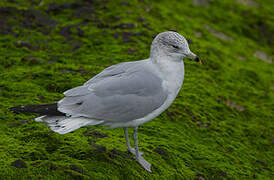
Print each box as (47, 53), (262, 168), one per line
(58, 61), (168, 122)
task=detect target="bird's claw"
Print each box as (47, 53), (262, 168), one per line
(136, 155), (152, 172)
(127, 147), (143, 156)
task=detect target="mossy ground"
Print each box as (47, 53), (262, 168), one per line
(0, 0), (273, 179)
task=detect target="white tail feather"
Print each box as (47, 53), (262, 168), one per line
(35, 115), (47, 122)
(35, 115), (103, 134)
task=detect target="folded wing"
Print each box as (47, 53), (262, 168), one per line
(58, 61), (168, 122)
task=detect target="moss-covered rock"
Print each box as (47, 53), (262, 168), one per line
(0, 0), (273, 179)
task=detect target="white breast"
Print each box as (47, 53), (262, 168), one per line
(161, 60), (185, 94)
(159, 59), (185, 111)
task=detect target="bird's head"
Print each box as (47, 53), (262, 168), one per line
(150, 31), (200, 63)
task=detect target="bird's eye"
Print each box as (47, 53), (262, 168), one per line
(172, 45), (179, 49)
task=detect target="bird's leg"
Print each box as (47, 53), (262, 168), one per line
(133, 127), (151, 172)
(124, 127), (143, 156)
(133, 127), (139, 158)
(124, 127), (134, 154)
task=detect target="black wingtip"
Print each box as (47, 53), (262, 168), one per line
(10, 106), (25, 114)
(9, 103), (65, 116)
(168, 29), (178, 33)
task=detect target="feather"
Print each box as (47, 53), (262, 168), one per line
(35, 115), (103, 134)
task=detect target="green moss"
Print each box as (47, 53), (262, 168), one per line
(0, 0), (273, 179)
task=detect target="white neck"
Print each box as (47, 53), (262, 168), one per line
(151, 55), (184, 75)
(150, 56), (185, 95)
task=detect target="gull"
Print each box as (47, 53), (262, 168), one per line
(10, 31), (200, 172)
